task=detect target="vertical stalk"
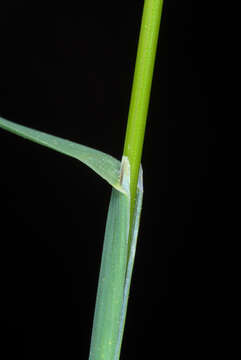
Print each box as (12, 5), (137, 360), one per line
(89, 2), (164, 359)
(123, 0), (164, 218)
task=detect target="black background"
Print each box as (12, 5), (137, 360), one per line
(0, 1), (225, 359)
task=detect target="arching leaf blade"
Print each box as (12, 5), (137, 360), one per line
(0, 116), (124, 193)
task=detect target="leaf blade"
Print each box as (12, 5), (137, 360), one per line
(0, 116), (124, 192)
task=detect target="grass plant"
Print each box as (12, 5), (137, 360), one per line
(0, 1), (164, 359)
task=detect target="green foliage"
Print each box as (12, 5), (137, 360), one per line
(88, 158), (143, 360)
(0, 116), (124, 193)
(88, 158), (130, 360)
(0, 1), (163, 359)
(0, 115), (143, 360)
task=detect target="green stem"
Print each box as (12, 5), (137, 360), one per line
(123, 0), (164, 217)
